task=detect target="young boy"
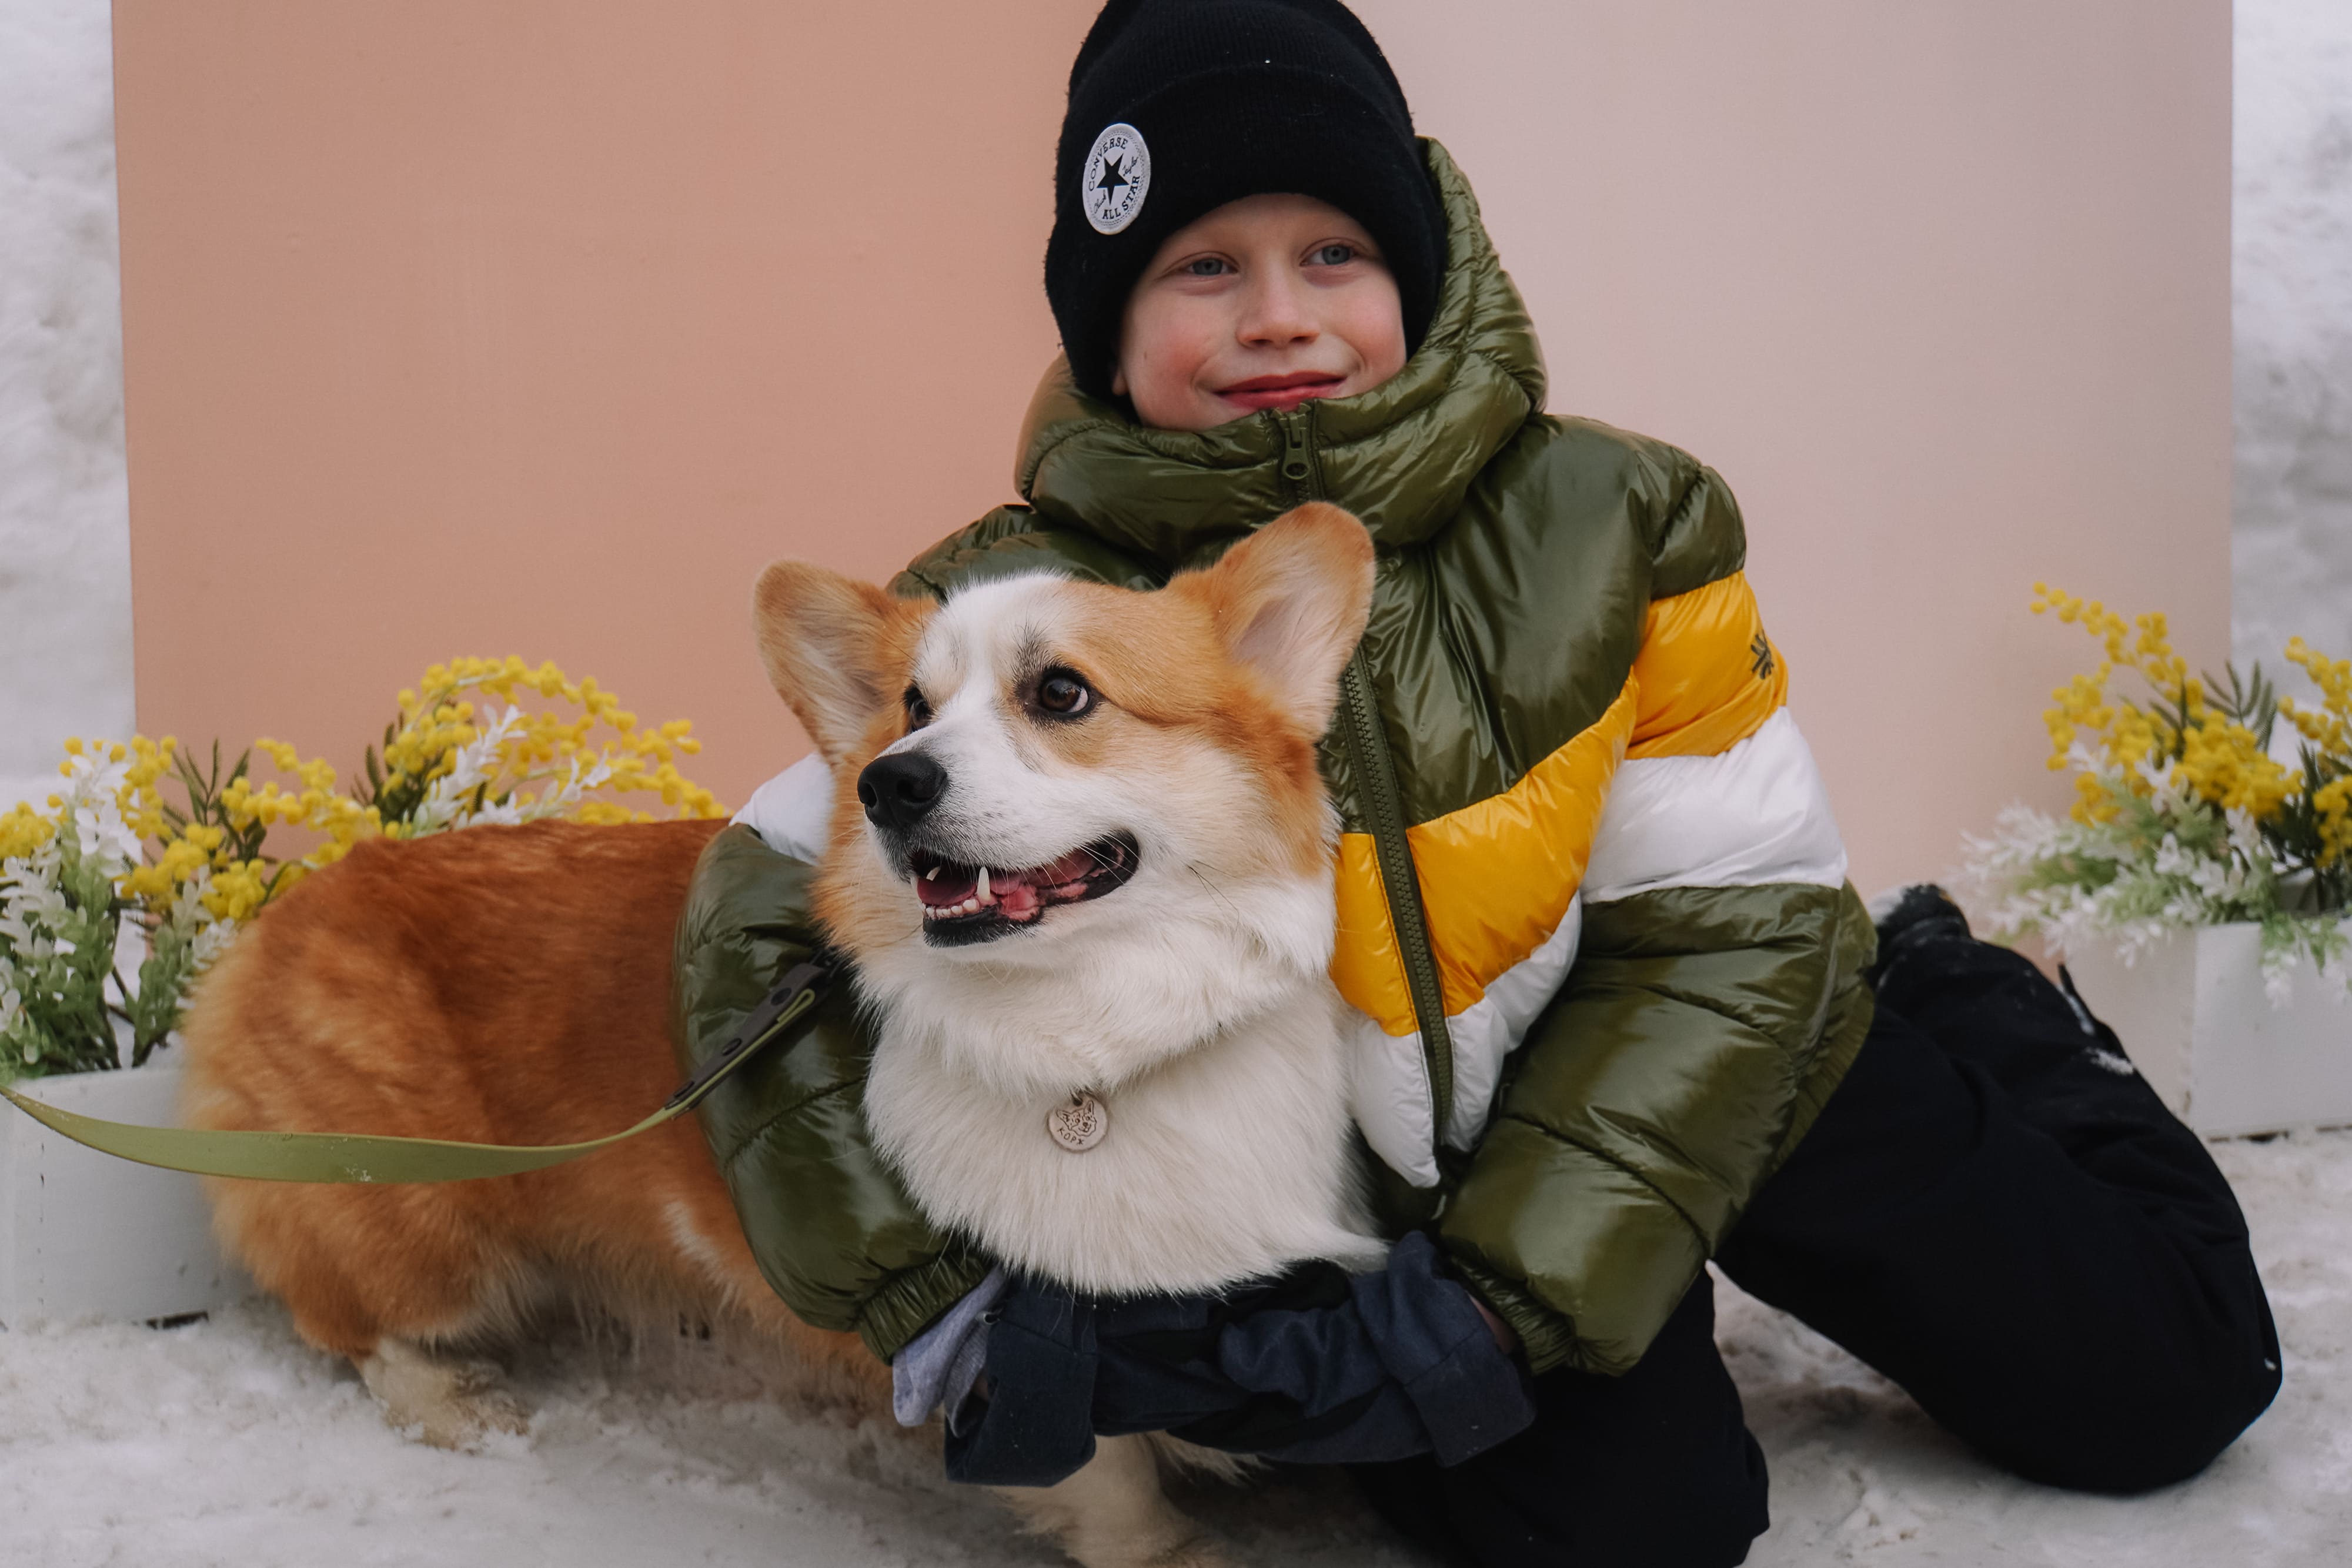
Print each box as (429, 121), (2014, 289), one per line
(674, 2), (2280, 1560)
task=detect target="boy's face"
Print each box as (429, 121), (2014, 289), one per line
(1112, 193), (1407, 432)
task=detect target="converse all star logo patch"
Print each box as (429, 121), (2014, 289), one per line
(1082, 122), (1150, 235)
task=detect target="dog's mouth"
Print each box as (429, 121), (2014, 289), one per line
(909, 833), (1140, 945)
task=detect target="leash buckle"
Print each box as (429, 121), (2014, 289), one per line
(662, 954), (837, 1111)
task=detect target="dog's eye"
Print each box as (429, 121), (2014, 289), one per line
(903, 686), (932, 729)
(1035, 668), (1094, 718)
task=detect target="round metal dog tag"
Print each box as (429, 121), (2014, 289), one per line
(1048, 1091), (1109, 1153)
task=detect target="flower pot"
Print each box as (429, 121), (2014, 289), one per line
(2062, 922), (2352, 1138)
(0, 1065), (246, 1326)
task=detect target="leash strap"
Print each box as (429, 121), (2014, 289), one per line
(0, 958), (834, 1185)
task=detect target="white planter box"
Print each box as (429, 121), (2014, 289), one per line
(2062, 922), (2352, 1138)
(0, 1065), (246, 1327)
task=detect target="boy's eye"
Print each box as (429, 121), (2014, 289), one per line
(1034, 668), (1095, 719)
(1182, 256), (1232, 277)
(904, 687), (933, 729)
(1309, 243), (1358, 266)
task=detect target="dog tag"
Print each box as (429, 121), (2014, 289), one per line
(1048, 1091), (1108, 1154)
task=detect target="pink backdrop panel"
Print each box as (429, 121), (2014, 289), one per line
(1357, 0), (2231, 892)
(115, 0), (1092, 810)
(116, 2), (2230, 891)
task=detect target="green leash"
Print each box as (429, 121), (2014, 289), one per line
(0, 959), (832, 1185)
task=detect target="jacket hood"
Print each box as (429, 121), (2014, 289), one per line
(1013, 139), (1545, 559)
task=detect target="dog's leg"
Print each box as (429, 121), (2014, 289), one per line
(993, 1433), (1231, 1568)
(356, 1337), (529, 1451)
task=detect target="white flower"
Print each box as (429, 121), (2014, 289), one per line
(400, 707), (627, 838)
(1958, 759), (2349, 1007)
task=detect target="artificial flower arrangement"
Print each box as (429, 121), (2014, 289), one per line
(1962, 587), (2352, 1002)
(0, 658), (726, 1079)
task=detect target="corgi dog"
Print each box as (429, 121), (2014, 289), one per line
(180, 502), (1381, 1568)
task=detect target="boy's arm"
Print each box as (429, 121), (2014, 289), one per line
(1441, 880), (1877, 1374)
(1437, 489), (1877, 1378)
(671, 822), (986, 1359)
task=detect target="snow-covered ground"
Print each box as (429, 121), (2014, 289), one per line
(2, 1128), (2344, 1567)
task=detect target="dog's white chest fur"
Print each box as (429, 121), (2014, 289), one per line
(858, 906), (1385, 1295)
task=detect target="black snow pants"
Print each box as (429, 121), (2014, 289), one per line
(1353, 931), (2284, 1567)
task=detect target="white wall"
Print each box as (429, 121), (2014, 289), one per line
(0, 0), (134, 813)
(2235, 0), (2352, 678)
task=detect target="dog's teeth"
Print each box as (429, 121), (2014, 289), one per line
(924, 865), (940, 881)
(976, 866), (992, 904)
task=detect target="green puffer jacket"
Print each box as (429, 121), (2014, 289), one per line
(674, 141), (1875, 1377)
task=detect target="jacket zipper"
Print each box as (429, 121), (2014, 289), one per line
(1275, 406), (1455, 1141)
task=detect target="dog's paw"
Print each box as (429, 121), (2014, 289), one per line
(358, 1339), (530, 1451)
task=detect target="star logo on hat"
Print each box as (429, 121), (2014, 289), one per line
(1081, 122), (1150, 236)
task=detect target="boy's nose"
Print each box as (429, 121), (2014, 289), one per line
(1238, 276), (1318, 348)
(858, 751), (949, 831)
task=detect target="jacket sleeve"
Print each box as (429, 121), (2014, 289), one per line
(672, 823), (987, 1360)
(1436, 480), (1878, 1377)
(1442, 882), (1875, 1375)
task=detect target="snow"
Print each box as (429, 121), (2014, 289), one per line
(0, 0), (136, 818)
(1, 1129), (2345, 1567)
(2234, 0), (2352, 676)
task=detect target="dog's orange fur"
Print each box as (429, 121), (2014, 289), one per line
(179, 817), (877, 1395)
(754, 504), (1373, 958)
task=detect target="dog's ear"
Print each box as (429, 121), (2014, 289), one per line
(750, 561), (928, 765)
(1188, 503), (1375, 735)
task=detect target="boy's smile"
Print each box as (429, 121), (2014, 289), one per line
(1217, 370), (1350, 413)
(1112, 193), (1408, 431)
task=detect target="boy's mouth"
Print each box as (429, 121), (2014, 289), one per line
(1218, 372), (1347, 413)
(908, 833), (1140, 945)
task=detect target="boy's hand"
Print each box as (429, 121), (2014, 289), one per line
(1474, 1298), (1520, 1356)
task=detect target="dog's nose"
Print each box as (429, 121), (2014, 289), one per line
(857, 752), (949, 832)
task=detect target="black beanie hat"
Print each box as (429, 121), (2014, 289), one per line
(1044, 0), (1446, 403)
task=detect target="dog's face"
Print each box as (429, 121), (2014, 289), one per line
(750, 505), (1374, 1079)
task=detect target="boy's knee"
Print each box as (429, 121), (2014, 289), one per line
(1992, 1351), (2282, 1494)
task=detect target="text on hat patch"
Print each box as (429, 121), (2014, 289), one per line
(1083, 123), (1150, 235)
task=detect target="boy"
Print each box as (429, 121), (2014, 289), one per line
(674, 2), (2280, 1560)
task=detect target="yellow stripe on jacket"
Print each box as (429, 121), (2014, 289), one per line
(1330, 571), (1789, 1037)
(1629, 571), (1786, 760)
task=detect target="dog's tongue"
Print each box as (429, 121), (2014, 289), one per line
(915, 846), (1102, 920)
